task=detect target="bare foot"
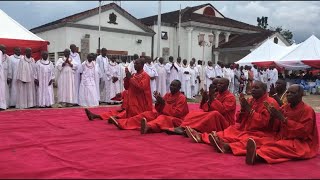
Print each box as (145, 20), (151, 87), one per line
(208, 134), (225, 153)
(246, 138), (257, 165)
(140, 118), (149, 134)
(109, 116), (122, 130)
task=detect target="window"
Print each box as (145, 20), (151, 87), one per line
(203, 7), (215, 17)
(274, 37), (279, 44)
(57, 52), (64, 59)
(48, 53), (55, 65)
(161, 31), (168, 40)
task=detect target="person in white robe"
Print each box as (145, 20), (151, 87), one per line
(243, 65), (249, 95)
(181, 59), (192, 99)
(165, 56), (180, 92)
(215, 61), (223, 78)
(269, 66), (278, 92)
(228, 64), (235, 94)
(0, 45), (7, 110)
(56, 49), (78, 106)
(128, 54), (139, 74)
(189, 60), (198, 99)
(69, 44), (82, 105)
(96, 48), (108, 102)
(144, 56), (158, 101)
(234, 64), (241, 96)
(0, 45), (9, 109)
(15, 48), (36, 109)
(79, 53), (99, 107)
(93, 57), (101, 102)
(119, 57), (129, 92)
(196, 60), (205, 95)
(104, 56), (121, 104)
(155, 57), (167, 96)
(34, 51), (55, 107)
(205, 61), (216, 91)
(252, 65), (259, 83)
(8, 47), (22, 107)
(175, 57), (183, 82)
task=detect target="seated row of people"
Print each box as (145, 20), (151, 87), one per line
(85, 58), (319, 165)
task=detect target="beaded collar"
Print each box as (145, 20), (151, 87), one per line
(40, 59), (51, 65)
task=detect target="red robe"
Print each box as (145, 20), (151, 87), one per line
(99, 90), (128, 120)
(118, 92), (189, 131)
(203, 93), (280, 155)
(256, 102), (319, 164)
(123, 70), (153, 118)
(180, 90), (236, 133)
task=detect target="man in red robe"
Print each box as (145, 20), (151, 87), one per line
(165, 78), (236, 136)
(186, 81), (280, 152)
(246, 84), (319, 165)
(84, 58), (152, 120)
(109, 80), (189, 133)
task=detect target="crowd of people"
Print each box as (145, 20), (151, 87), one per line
(0, 44), (319, 166)
(0, 44), (290, 110)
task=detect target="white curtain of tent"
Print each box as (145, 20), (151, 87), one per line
(276, 35), (320, 69)
(235, 39), (296, 67)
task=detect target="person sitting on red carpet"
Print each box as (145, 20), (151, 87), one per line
(245, 84), (319, 165)
(85, 58), (153, 121)
(85, 90), (128, 121)
(165, 78), (236, 136)
(186, 81), (280, 154)
(109, 80), (189, 134)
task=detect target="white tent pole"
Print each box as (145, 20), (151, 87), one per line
(98, 0), (102, 52)
(157, 1), (161, 57)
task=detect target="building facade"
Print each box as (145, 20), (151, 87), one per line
(30, 3), (155, 64)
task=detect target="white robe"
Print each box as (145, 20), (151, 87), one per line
(34, 59), (55, 107)
(144, 63), (158, 101)
(104, 61), (121, 103)
(128, 60), (136, 74)
(197, 64), (205, 92)
(0, 51), (7, 109)
(119, 62), (129, 92)
(260, 71), (268, 84)
(155, 63), (167, 96)
(165, 62), (180, 92)
(15, 56), (36, 109)
(56, 57), (78, 104)
(189, 66), (197, 97)
(94, 62), (101, 102)
(215, 64), (223, 78)
(70, 52), (82, 104)
(205, 66), (216, 91)
(226, 68), (235, 94)
(79, 61), (99, 107)
(181, 65), (192, 98)
(8, 54), (21, 107)
(96, 55), (108, 101)
(243, 70), (249, 94)
(1, 53), (9, 108)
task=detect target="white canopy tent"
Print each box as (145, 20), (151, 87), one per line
(235, 38), (299, 68)
(0, 9), (48, 59)
(277, 35), (320, 69)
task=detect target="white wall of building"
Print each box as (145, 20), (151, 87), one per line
(65, 27), (152, 58)
(77, 9), (145, 33)
(36, 27), (67, 56)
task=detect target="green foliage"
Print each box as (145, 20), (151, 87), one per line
(269, 26), (294, 45)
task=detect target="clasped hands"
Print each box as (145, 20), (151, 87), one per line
(153, 91), (164, 105)
(263, 101), (287, 123)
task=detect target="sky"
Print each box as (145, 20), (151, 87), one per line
(0, 1), (319, 43)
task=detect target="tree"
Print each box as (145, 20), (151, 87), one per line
(269, 26), (294, 45)
(257, 16), (268, 29)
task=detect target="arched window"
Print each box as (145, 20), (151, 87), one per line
(274, 37), (278, 44)
(203, 7), (215, 17)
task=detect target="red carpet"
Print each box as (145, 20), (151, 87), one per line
(0, 104), (319, 178)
